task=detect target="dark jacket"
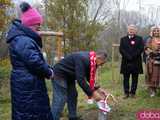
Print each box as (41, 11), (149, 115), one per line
(53, 52), (93, 96)
(119, 35), (144, 74)
(6, 19), (52, 120)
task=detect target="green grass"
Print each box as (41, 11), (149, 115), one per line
(1, 63), (160, 120)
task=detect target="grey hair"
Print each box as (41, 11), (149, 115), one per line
(127, 24), (137, 30)
(96, 50), (107, 60)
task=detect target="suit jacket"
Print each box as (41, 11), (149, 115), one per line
(119, 35), (144, 74)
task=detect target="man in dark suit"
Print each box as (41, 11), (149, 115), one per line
(119, 25), (144, 99)
(51, 51), (107, 120)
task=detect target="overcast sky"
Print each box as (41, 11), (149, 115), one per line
(14, 0), (160, 11)
(18, 0), (160, 12)
(13, 0), (160, 24)
(121, 0), (160, 11)
(12, 0), (40, 4)
(121, 0), (160, 24)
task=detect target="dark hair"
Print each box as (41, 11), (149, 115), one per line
(20, 2), (31, 13)
(96, 50), (107, 60)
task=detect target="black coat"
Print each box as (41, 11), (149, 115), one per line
(119, 35), (144, 74)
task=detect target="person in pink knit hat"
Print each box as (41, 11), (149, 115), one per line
(20, 1), (43, 31)
(6, 2), (53, 120)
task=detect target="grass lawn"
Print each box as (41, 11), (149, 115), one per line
(1, 64), (160, 120)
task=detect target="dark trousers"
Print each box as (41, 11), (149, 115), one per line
(51, 79), (78, 120)
(123, 73), (139, 95)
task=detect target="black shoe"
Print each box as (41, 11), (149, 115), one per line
(130, 94), (136, 98)
(123, 94), (129, 99)
(69, 117), (77, 120)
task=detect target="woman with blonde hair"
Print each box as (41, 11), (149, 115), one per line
(145, 26), (160, 97)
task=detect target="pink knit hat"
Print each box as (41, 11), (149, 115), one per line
(20, 2), (43, 27)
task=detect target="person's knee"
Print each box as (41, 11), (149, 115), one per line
(52, 95), (66, 105)
(69, 93), (78, 102)
(52, 88), (67, 103)
(67, 88), (78, 99)
(73, 91), (78, 98)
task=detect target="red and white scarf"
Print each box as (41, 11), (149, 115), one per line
(89, 51), (97, 90)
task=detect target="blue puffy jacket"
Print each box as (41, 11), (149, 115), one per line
(6, 19), (53, 120)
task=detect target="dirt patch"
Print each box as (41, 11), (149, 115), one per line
(81, 109), (98, 120)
